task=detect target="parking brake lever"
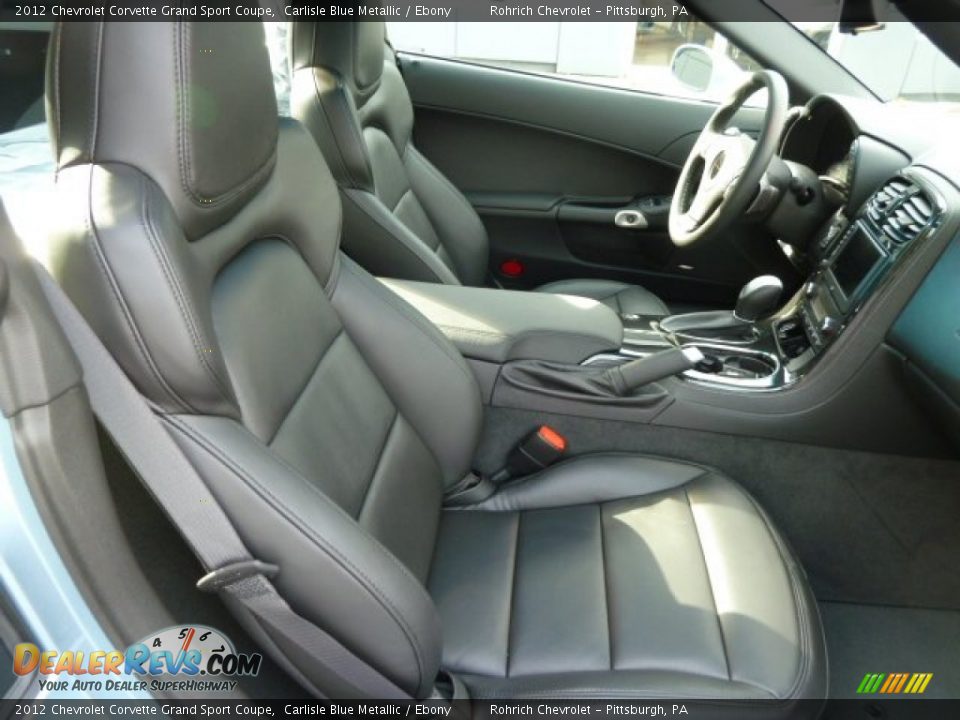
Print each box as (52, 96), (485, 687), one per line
(604, 346), (704, 395)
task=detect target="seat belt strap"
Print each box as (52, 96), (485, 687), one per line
(33, 263), (410, 700)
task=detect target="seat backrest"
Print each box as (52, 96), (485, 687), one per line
(290, 20), (489, 287)
(45, 20), (484, 698)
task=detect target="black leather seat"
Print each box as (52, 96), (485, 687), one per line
(289, 21), (670, 318)
(46, 21), (825, 705)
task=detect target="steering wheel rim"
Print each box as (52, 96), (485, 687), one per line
(668, 69), (790, 247)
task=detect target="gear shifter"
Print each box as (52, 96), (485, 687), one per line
(659, 275), (783, 341)
(733, 275), (783, 322)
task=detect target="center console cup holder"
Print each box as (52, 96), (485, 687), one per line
(682, 343), (784, 388)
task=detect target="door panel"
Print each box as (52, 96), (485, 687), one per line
(400, 54), (768, 307)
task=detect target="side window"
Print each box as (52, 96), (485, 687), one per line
(387, 20), (765, 106)
(263, 21), (291, 116)
(0, 24), (51, 133)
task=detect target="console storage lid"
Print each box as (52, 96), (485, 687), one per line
(379, 279), (623, 364)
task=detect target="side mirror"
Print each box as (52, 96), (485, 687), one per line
(670, 44), (714, 92)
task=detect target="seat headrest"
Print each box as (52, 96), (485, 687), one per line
(291, 20), (386, 107)
(46, 22), (278, 239)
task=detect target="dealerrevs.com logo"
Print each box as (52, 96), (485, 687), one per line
(13, 625), (262, 693)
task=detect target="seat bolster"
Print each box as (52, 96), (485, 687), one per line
(686, 473), (828, 701)
(341, 189), (461, 285)
(331, 256), (483, 489)
(403, 145), (490, 287)
(49, 164), (240, 419)
(464, 454), (710, 512)
(536, 279), (670, 317)
(164, 413), (442, 698)
(290, 69), (375, 192)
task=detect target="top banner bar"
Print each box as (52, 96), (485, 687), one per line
(0, 1), (955, 23)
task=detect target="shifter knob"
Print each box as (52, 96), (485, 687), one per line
(734, 275), (783, 322)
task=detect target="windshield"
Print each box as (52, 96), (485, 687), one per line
(769, 2), (960, 105)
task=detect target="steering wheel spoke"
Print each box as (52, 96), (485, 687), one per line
(668, 70), (789, 247)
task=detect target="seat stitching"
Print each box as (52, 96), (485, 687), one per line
(165, 415), (430, 690)
(210, 411), (434, 606)
(403, 146), (482, 277)
(740, 488), (817, 700)
(354, 410), (401, 521)
(392, 190), (443, 253)
(338, 259), (474, 383)
(174, 24), (277, 211)
(310, 75), (356, 188)
(684, 486), (732, 681)
(84, 168), (190, 412)
(264, 329), (344, 445)
(406, 145), (483, 224)
(341, 190), (456, 285)
(302, 29), (359, 186)
(339, 86), (374, 184)
(598, 503), (613, 671)
(88, 22), (103, 159)
(391, 186), (412, 214)
(139, 175), (234, 405)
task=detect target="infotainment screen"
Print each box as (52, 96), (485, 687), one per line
(832, 226), (883, 298)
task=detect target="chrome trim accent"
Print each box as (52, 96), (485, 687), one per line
(614, 209), (648, 229)
(666, 325), (761, 347)
(680, 343), (795, 391)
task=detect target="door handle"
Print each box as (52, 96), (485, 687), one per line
(614, 209), (649, 229)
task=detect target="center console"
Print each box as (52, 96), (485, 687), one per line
(377, 167), (952, 455)
(611, 171), (944, 393)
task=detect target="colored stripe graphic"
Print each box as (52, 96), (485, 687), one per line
(857, 673), (884, 694)
(856, 672), (933, 694)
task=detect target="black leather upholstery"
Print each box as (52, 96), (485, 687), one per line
(290, 20), (488, 287)
(46, 21), (826, 705)
(290, 20), (671, 317)
(536, 278), (671, 317)
(432, 456), (825, 700)
(48, 22), (278, 241)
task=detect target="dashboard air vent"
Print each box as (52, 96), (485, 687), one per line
(866, 178), (936, 245)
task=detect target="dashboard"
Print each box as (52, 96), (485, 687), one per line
(780, 95), (911, 217)
(767, 93), (960, 447)
(781, 101), (856, 177)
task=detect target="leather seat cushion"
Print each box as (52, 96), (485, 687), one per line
(428, 454), (826, 700)
(535, 279), (670, 317)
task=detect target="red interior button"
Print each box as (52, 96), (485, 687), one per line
(499, 259), (524, 277)
(537, 425), (567, 452)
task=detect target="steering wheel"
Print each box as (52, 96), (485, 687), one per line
(669, 70), (790, 247)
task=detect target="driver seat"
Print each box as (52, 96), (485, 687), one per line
(290, 21), (670, 318)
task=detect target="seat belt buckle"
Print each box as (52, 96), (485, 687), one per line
(492, 425), (568, 483)
(196, 559), (279, 593)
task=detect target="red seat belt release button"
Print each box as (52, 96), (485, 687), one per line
(493, 425), (568, 483)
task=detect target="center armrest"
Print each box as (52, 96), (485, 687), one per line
(379, 279), (624, 364)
